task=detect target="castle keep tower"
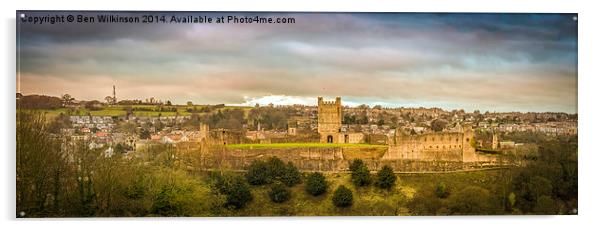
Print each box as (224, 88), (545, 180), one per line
(318, 97), (342, 143)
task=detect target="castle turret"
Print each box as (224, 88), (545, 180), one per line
(461, 124), (477, 162)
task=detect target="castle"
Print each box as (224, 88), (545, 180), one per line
(317, 96), (494, 163)
(191, 96), (502, 172)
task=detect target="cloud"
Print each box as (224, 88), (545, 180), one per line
(17, 12), (577, 113)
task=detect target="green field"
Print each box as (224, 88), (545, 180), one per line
(226, 143), (389, 150)
(21, 105), (254, 118)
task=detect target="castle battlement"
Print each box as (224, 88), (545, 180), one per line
(317, 97), (341, 106)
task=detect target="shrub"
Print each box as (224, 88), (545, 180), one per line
(435, 182), (450, 198)
(246, 157), (302, 187)
(151, 185), (184, 216)
(352, 166), (371, 187)
(532, 195), (557, 214)
(349, 159), (364, 172)
(349, 159), (371, 187)
(245, 160), (270, 185)
(375, 165), (396, 189)
(512, 173), (553, 212)
(266, 156), (286, 179)
(225, 177), (253, 209)
(407, 192), (442, 215)
(281, 162), (302, 187)
(211, 173), (253, 209)
(508, 192), (517, 210)
(305, 172), (327, 196)
(124, 172), (146, 199)
(268, 183), (291, 203)
(332, 185), (353, 208)
(448, 186), (495, 215)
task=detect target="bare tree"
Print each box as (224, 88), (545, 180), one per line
(17, 111), (68, 217)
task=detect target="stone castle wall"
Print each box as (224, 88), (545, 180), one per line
(195, 146), (502, 172)
(384, 132), (466, 161)
(380, 126), (497, 163)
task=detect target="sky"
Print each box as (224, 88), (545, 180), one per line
(17, 12), (578, 113)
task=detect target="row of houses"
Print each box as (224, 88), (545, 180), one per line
(69, 116), (115, 132)
(69, 116), (112, 124)
(127, 116), (192, 125)
(495, 122), (577, 135)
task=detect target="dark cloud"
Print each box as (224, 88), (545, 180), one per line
(17, 12), (577, 113)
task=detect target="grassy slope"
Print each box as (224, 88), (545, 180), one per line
(219, 170), (506, 216)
